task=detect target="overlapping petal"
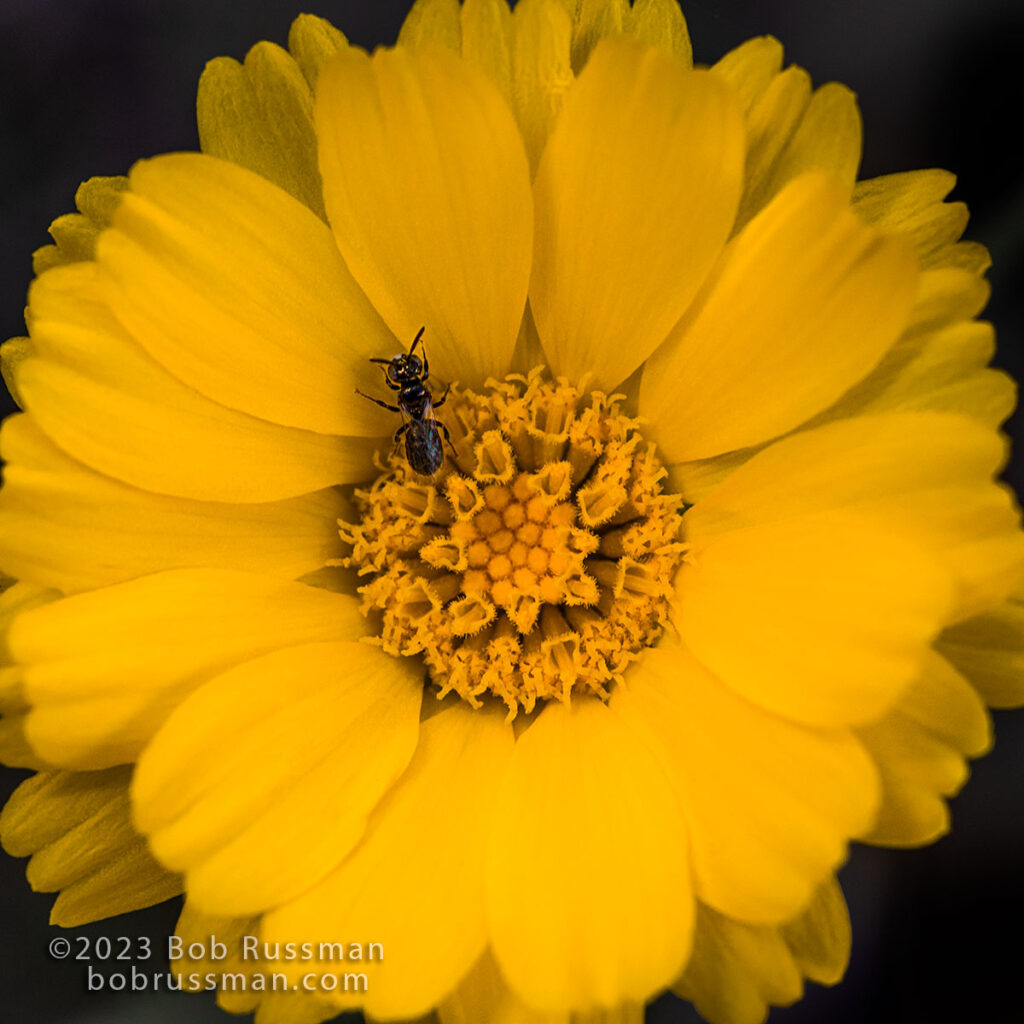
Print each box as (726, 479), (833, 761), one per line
(8, 570), (366, 769)
(530, 38), (743, 391)
(19, 262), (377, 503)
(263, 704), (513, 1020)
(315, 45), (533, 387)
(486, 699), (694, 1011)
(0, 416), (347, 594)
(641, 173), (919, 463)
(133, 641), (423, 916)
(614, 644), (877, 922)
(96, 153), (397, 436)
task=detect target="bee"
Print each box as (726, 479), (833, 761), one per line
(356, 326), (455, 476)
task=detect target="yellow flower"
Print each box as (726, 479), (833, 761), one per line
(1, 2), (1023, 1023)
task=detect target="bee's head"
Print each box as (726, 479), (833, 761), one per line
(388, 352), (423, 383)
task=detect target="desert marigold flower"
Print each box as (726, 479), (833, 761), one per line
(1, 1), (1023, 1023)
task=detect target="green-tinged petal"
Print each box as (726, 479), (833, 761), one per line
(487, 699), (693, 1011)
(780, 878), (850, 985)
(614, 644), (877, 922)
(399, 0), (462, 49)
(853, 169), (979, 270)
(31, 176), (129, 274)
(938, 587), (1024, 707)
(316, 46), (533, 387)
(734, 65), (810, 230)
(0, 768), (182, 926)
(198, 42), (325, 217)
(758, 81), (861, 201)
(263, 704), (513, 1020)
(173, 902), (260, 1015)
(0, 415), (347, 594)
(641, 173), (918, 463)
(531, 40), (743, 391)
(21, 262), (377, 503)
(626, 0), (692, 62)
(9, 570), (366, 769)
(1, 337), (31, 410)
(511, 0), (574, 173)
(857, 652), (991, 847)
(97, 153), (398, 436)
(673, 907), (802, 1024)
(684, 412), (1024, 622)
(809, 319), (1014, 428)
(568, 0), (628, 72)
(440, 947), (570, 1024)
(673, 879), (850, 1024)
(133, 641), (423, 916)
(287, 14), (348, 88)
(710, 37), (784, 114)
(461, 0), (514, 102)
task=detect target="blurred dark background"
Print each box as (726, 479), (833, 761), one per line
(2, 1), (1023, 1022)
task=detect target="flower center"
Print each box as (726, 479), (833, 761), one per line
(340, 370), (687, 717)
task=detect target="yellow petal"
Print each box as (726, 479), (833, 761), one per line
(510, 0), (574, 174)
(198, 42), (326, 217)
(0, 768), (182, 927)
(10, 569), (366, 769)
(857, 652), (991, 847)
(287, 14), (349, 89)
(399, 0), (462, 49)
(677, 512), (953, 726)
(641, 173), (918, 463)
(614, 644), (877, 922)
(531, 40), (743, 391)
(97, 153), (398, 436)
(316, 45), (532, 387)
(938, 587), (1024, 708)
(487, 699), (693, 1011)
(0, 415), (347, 594)
(684, 412), (1024, 622)
(22, 262), (377, 503)
(262, 704), (514, 1020)
(133, 641), (423, 916)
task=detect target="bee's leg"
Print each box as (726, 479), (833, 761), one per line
(368, 360), (401, 390)
(437, 420), (458, 458)
(432, 382), (451, 409)
(356, 389), (402, 413)
(392, 422), (410, 457)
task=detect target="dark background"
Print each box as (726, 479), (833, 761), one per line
(2, 1), (1023, 1022)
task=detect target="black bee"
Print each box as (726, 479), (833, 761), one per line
(356, 326), (454, 476)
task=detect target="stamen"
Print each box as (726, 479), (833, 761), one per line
(340, 369), (687, 718)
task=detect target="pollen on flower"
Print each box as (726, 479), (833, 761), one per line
(338, 370), (687, 717)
